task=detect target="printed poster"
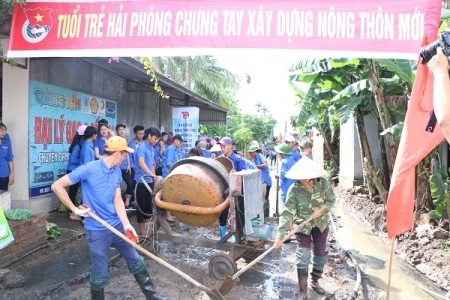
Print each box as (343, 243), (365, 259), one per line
(172, 107), (199, 150)
(0, 207), (14, 250)
(28, 80), (117, 197)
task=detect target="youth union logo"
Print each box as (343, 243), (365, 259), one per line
(181, 111), (190, 119)
(21, 7), (53, 43)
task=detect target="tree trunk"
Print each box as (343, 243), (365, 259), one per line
(185, 56), (191, 89)
(355, 109), (376, 195)
(319, 126), (339, 174)
(377, 120), (391, 191)
(367, 59), (398, 180)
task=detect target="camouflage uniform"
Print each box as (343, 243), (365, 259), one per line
(276, 178), (335, 281)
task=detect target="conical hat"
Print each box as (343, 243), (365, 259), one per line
(210, 143), (221, 152)
(285, 156), (327, 180)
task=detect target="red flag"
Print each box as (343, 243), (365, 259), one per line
(386, 39), (444, 239)
(278, 132), (283, 145)
(23, 7), (53, 28)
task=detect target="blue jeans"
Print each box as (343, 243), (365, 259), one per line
(86, 223), (144, 290)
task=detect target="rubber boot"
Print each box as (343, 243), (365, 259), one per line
(219, 225), (227, 239)
(263, 199), (270, 218)
(91, 289), (105, 300)
(134, 269), (169, 300)
(310, 269), (325, 294)
(297, 268), (308, 300)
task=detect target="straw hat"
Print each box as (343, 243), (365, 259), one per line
(285, 156), (327, 180)
(210, 143), (221, 152)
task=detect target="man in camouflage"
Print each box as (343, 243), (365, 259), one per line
(274, 157), (335, 299)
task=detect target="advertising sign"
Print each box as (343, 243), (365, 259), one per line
(172, 107), (199, 150)
(7, 0), (441, 60)
(29, 80), (117, 197)
(0, 207), (14, 250)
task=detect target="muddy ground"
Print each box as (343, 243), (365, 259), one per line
(44, 216), (376, 300)
(338, 185), (450, 294)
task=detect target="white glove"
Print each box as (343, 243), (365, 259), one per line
(124, 224), (138, 238)
(74, 206), (90, 217)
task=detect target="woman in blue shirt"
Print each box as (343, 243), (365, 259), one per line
(66, 125), (87, 220)
(94, 123), (108, 160)
(0, 123), (14, 191)
(80, 126), (97, 165)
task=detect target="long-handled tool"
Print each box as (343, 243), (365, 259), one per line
(86, 211), (225, 300)
(218, 205), (327, 295)
(274, 176), (280, 217)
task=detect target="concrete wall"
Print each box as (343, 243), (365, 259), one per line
(2, 40), (32, 209)
(339, 114), (364, 189)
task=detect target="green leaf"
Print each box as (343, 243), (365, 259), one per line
(380, 122), (404, 139)
(429, 210), (436, 219)
(375, 59), (413, 84)
(433, 198), (444, 205)
(339, 96), (364, 124)
(441, 8), (450, 20)
(331, 80), (369, 102)
(329, 58), (360, 68)
(430, 173), (446, 199)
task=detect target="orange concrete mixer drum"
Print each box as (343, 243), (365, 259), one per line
(156, 156), (230, 226)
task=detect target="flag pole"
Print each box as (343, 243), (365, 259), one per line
(386, 237), (396, 300)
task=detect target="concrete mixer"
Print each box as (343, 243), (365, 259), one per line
(144, 156), (272, 280)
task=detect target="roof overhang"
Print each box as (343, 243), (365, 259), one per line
(81, 57), (227, 125)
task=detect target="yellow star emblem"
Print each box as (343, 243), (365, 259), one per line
(34, 13), (43, 22)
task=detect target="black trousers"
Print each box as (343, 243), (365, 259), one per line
(135, 182), (154, 223)
(66, 170), (80, 206)
(0, 176), (8, 191)
(121, 169), (134, 198)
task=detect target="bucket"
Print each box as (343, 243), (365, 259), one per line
(249, 218), (272, 241)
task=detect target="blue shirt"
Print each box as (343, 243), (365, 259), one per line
(80, 140), (95, 165)
(68, 159), (122, 230)
(94, 137), (106, 157)
(254, 153), (272, 186)
(0, 138), (13, 177)
(67, 144), (81, 171)
(153, 142), (162, 166)
(119, 154), (128, 170)
(134, 141), (155, 183)
(128, 139), (142, 169)
(280, 155), (296, 203)
(291, 148), (301, 162)
(228, 151), (256, 172)
(162, 145), (186, 178)
(201, 150), (212, 158)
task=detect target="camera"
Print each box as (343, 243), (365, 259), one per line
(420, 31), (450, 64)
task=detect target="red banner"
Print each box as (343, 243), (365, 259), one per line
(7, 0), (442, 58)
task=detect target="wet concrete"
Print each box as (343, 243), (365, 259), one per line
(333, 201), (443, 299)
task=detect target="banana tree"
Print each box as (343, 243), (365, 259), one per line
(429, 165), (450, 220)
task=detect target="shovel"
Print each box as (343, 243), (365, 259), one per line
(218, 205), (327, 295)
(86, 211), (225, 300)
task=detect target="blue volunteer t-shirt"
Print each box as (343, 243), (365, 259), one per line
(291, 148), (301, 162)
(128, 139), (142, 169)
(0, 139), (13, 178)
(254, 153), (272, 186)
(80, 140), (95, 165)
(201, 150), (212, 158)
(67, 144), (81, 171)
(280, 155), (296, 203)
(94, 137), (106, 156)
(68, 159), (122, 230)
(228, 151), (256, 172)
(134, 141), (155, 183)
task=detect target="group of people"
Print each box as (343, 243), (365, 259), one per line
(54, 120), (336, 299)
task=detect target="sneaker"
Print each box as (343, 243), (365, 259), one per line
(125, 206), (136, 211)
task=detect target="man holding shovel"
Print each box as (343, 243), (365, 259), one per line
(52, 136), (168, 300)
(274, 157), (335, 299)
